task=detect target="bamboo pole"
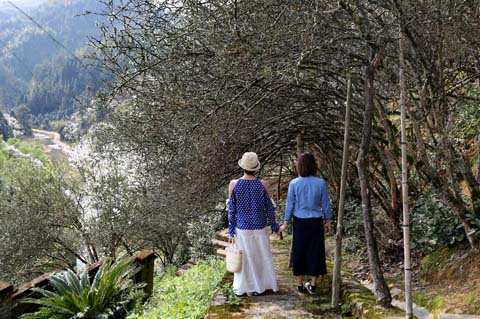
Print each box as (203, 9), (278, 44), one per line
(277, 154), (283, 201)
(331, 76), (352, 308)
(477, 133), (480, 179)
(399, 24), (413, 319)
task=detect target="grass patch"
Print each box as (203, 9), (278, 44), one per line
(128, 258), (226, 319)
(6, 137), (50, 163)
(464, 292), (476, 304)
(413, 293), (445, 314)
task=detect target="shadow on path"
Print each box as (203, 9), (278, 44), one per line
(206, 234), (348, 319)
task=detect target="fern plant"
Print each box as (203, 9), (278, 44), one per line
(21, 259), (143, 319)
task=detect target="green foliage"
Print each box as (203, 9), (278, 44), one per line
(218, 283), (241, 306)
(0, 113), (13, 141)
(412, 192), (465, 254)
(412, 293), (445, 314)
(342, 196), (365, 254)
(187, 211), (225, 261)
(6, 137), (50, 164)
(451, 90), (480, 141)
(50, 120), (67, 132)
(21, 259), (143, 319)
(340, 304), (351, 316)
(128, 258), (225, 319)
(464, 292), (476, 304)
(466, 202), (480, 239)
(13, 104), (33, 136)
(0, 141), (81, 284)
(26, 54), (108, 118)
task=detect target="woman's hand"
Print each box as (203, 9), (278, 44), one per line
(278, 222), (288, 234)
(325, 220), (332, 235)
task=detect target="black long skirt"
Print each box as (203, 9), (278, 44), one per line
(291, 216), (327, 276)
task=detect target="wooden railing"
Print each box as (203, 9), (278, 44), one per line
(0, 250), (156, 319)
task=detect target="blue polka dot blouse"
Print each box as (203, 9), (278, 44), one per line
(228, 179), (280, 237)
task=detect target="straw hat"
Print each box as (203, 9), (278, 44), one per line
(238, 152), (261, 171)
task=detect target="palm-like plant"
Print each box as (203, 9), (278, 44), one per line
(21, 259), (143, 319)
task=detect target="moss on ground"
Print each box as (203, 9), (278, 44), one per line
(420, 246), (464, 283)
(207, 232), (406, 318)
(412, 293), (445, 315)
(415, 245), (480, 315)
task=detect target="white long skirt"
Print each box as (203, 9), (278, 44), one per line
(233, 227), (278, 295)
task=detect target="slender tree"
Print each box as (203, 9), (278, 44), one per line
(357, 44), (392, 306)
(332, 76), (352, 308)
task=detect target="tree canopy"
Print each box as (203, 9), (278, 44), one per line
(88, 0), (480, 304)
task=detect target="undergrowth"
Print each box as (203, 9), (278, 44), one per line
(412, 293), (445, 315)
(127, 258), (225, 319)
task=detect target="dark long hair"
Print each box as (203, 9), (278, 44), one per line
(297, 153), (317, 177)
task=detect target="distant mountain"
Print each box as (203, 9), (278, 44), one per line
(0, 0), (105, 80)
(0, 0), (108, 120)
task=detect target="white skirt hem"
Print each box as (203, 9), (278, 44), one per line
(232, 227), (278, 295)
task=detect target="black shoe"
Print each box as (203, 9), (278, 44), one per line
(304, 282), (316, 295)
(247, 291), (263, 296)
(297, 285), (306, 293)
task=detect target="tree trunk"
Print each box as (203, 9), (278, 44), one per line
(277, 155), (283, 201)
(477, 133), (480, 179)
(332, 76), (352, 308)
(399, 24), (413, 319)
(296, 131), (305, 156)
(356, 48), (392, 306)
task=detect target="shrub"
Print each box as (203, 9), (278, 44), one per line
(187, 210), (225, 261)
(6, 137), (50, 164)
(21, 259), (143, 319)
(342, 196), (366, 254)
(451, 93), (480, 141)
(413, 293), (445, 314)
(128, 258), (225, 319)
(412, 192), (464, 254)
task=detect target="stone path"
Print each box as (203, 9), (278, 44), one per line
(206, 233), (348, 319)
(207, 231), (480, 319)
(361, 281), (480, 319)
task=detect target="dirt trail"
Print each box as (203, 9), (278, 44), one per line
(32, 128), (71, 154)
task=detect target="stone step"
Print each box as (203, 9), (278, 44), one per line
(436, 315), (480, 319)
(215, 248), (226, 257)
(212, 238), (229, 248)
(216, 229), (230, 242)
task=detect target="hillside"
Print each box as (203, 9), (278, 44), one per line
(0, 0), (107, 119)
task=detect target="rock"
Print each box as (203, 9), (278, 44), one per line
(390, 287), (403, 297)
(210, 294), (227, 306)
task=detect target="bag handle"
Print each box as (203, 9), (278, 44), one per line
(229, 236), (237, 249)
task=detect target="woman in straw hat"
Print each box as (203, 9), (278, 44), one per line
(227, 151), (281, 296)
(279, 152), (332, 295)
